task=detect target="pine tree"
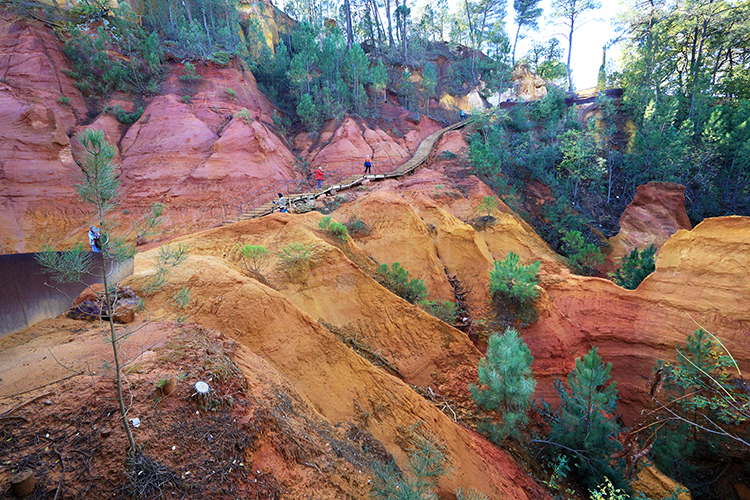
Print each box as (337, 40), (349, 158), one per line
(609, 244), (656, 290)
(470, 328), (536, 440)
(541, 347), (623, 490)
(35, 130), (189, 456)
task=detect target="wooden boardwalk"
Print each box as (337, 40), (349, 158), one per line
(223, 120), (468, 224)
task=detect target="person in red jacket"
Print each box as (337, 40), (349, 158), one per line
(316, 166), (323, 189)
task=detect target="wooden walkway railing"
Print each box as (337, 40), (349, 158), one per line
(222, 120), (468, 224)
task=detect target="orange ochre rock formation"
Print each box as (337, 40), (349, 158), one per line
(0, 13), (441, 253)
(135, 212), (554, 499)
(605, 181), (693, 272)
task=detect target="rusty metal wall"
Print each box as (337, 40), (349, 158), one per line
(0, 252), (134, 338)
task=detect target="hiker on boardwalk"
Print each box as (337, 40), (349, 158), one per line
(88, 225), (101, 253)
(460, 109), (466, 120)
(316, 166), (323, 189)
(364, 155), (372, 175)
(274, 193), (288, 213)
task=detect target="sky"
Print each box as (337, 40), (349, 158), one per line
(275, 0), (628, 90)
(510, 0), (628, 90)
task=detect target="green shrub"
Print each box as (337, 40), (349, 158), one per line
(279, 243), (312, 266)
(476, 195), (501, 217)
(57, 96), (71, 105)
(225, 87), (237, 99)
(62, 7), (165, 98)
(489, 252), (541, 303)
(470, 328), (536, 441)
(179, 62), (202, 81)
(104, 105), (144, 125)
(181, 95), (191, 103)
(561, 230), (605, 275)
(376, 262), (427, 304)
(419, 299), (458, 324)
(207, 51), (232, 66)
(237, 244), (269, 275)
(609, 245), (656, 289)
(344, 215), (371, 237)
(318, 216), (349, 241)
(296, 93), (320, 130)
(236, 108), (253, 124)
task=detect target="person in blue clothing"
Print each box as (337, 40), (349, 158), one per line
(88, 225), (101, 252)
(460, 109), (466, 120)
(364, 155), (372, 175)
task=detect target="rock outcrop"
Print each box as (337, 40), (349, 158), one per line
(606, 182), (692, 272)
(0, 16), (441, 252)
(135, 213), (553, 499)
(526, 216), (750, 424)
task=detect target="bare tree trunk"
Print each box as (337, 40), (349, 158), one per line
(180, 0), (193, 24)
(512, 22), (522, 66)
(402, 0), (407, 63)
(386, 0), (394, 49)
(102, 266), (136, 452)
(344, 0), (353, 50)
(566, 19), (574, 91)
(371, 0), (385, 51)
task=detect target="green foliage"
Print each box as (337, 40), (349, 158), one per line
(104, 105), (144, 125)
(74, 129), (120, 223)
(296, 93), (320, 130)
(173, 285), (191, 323)
(225, 87), (238, 99)
(318, 216), (349, 241)
(133, 202), (165, 244)
(181, 95), (192, 103)
(422, 62), (438, 99)
(35, 129), (187, 456)
(343, 215), (371, 237)
(666, 329), (747, 429)
(542, 455), (575, 497)
(236, 108), (253, 124)
(540, 347), (623, 491)
(418, 299), (458, 324)
(614, 0), (750, 220)
(57, 96), (71, 105)
(376, 262), (428, 304)
(279, 243), (314, 278)
(590, 477), (629, 500)
(470, 328), (536, 441)
(557, 119), (606, 203)
(142, 0), (242, 61)
(475, 195), (500, 217)
(609, 245), (656, 289)
(237, 244), (269, 275)
(489, 252), (541, 304)
(561, 230), (604, 275)
(369, 422), (448, 500)
(62, 5), (165, 98)
(140, 243), (189, 294)
(179, 62), (202, 81)
(35, 242), (93, 283)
